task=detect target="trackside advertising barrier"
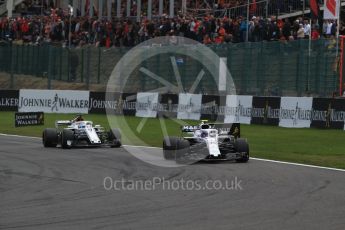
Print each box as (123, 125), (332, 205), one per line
(0, 90), (18, 111)
(1, 90), (345, 130)
(15, 112), (44, 127)
(18, 90), (89, 114)
(279, 97), (313, 128)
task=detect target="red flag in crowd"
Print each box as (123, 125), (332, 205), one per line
(326, 0), (336, 16)
(310, 0), (319, 19)
(85, 0), (90, 15)
(250, 0), (257, 15)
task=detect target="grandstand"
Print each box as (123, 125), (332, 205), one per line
(1, 0), (344, 19)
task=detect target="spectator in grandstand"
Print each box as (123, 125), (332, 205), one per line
(203, 34), (212, 44)
(304, 20), (311, 39)
(267, 18), (280, 41)
(297, 24), (305, 39)
(239, 17), (248, 42)
(340, 22), (345, 36)
(324, 20), (333, 38)
(292, 19), (299, 39)
(0, 4), (334, 48)
(311, 25), (320, 40)
(282, 18), (291, 40)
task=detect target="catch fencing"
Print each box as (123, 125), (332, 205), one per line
(0, 39), (340, 97)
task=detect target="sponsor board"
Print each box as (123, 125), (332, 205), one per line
(157, 94), (179, 118)
(251, 97), (281, 126)
(121, 93), (137, 116)
(224, 95), (253, 124)
(310, 98), (345, 129)
(200, 95), (224, 121)
(177, 93), (202, 120)
(136, 92), (159, 118)
(1, 89), (344, 129)
(0, 90), (19, 111)
(18, 90), (89, 114)
(89, 92), (123, 114)
(15, 112), (44, 127)
(279, 97), (313, 128)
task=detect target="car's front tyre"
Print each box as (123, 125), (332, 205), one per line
(42, 128), (58, 147)
(61, 129), (74, 149)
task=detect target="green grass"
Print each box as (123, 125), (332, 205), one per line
(1, 112), (345, 169)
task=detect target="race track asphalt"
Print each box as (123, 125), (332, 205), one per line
(0, 135), (344, 230)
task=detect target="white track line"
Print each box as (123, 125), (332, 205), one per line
(250, 158), (345, 172)
(1, 133), (345, 172)
(0, 133), (40, 139)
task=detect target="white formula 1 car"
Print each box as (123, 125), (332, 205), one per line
(163, 121), (249, 163)
(42, 115), (121, 149)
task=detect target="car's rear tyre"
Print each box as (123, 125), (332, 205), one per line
(42, 128), (58, 147)
(108, 128), (122, 148)
(61, 129), (74, 149)
(235, 138), (249, 163)
(163, 136), (179, 160)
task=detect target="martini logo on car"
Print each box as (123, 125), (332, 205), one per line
(18, 90), (90, 114)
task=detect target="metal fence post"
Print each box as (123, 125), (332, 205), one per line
(97, 47), (101, 84)
(295, 40), (301, 96)
(258, 42), (264, 95)
(10, 42), (14, 89)
(36, 45), (39, 77)
(20, 45), (24, 74)
(15, 45), (19, 75)
(86, 46), (91, 90)
(67, 48), (70, 81)
(27, 45), (30, 74)
(47, 46), (52, 89)
(265, 0), (268, 19)
(81, 48), (84, 82)
(59, 47), (62, 80)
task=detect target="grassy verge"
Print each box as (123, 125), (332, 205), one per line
(1, 112), (345, 169)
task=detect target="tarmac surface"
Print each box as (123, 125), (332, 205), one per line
(1, 134), (345, 230)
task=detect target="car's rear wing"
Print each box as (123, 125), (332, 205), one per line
(181, 123), (240, 138)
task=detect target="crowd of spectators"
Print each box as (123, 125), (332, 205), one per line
(0, 1), (344, 48)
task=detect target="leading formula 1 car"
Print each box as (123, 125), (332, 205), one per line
(42, 115), (121, 149)
(163, 121), (249, 163)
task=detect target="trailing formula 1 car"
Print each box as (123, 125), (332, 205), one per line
(163, 121), (249, 164)
(42, 115), (121, 149)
